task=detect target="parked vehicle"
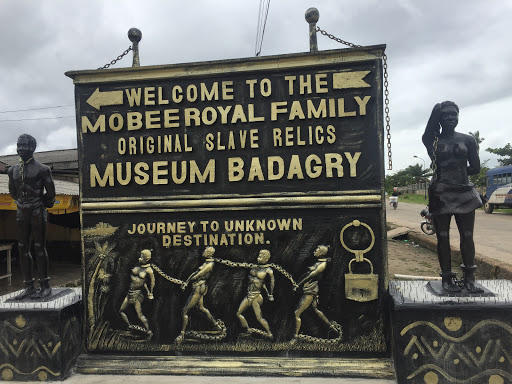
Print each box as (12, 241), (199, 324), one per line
(484, 165), (512, 213)
(420, 207), (435, 235)
(389, 196), (398, 209)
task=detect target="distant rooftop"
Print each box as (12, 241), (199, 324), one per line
(0, 149), (78, 170)
(0, 174), (79, 196)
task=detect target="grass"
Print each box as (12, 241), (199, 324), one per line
(395, 194), (428, 205)
(396, 194), (512, 213)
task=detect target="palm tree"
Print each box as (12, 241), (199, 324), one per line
(86, 240), (118, 330)
(469, 131), (485, 153)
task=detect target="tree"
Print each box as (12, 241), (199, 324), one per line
(469, 131), (485, 153)
(469, 159), (489, 187)
(486, 143), (512, 166)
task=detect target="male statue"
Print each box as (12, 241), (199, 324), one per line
(8, 134), (56, 299)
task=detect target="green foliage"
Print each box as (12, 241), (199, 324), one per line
(399, 194), (428, 204)
(469, 159), (489, 187)
(468, 130), (484, 153)
(385, 163), (431, 194)
(486, 143), (512, 166)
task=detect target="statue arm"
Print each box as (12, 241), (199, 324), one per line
(422, 104), (441, 160)
(264, 268), (275, 300)
(466, 136), (481, 176)
(42, 166), (56, 207)
(186, 261), (212, 283)
(7, 167), (18, 200)
(145, 268), (155, 299)
(297, 262), (326, 286)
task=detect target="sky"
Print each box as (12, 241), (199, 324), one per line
(0, 0), (511, 174)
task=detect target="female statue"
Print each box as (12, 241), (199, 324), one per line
(422, 101), (483, 293)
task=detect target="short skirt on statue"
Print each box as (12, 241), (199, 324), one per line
(428, 181), (483, 215)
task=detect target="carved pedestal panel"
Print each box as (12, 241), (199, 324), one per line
(390, 280), (512, 384)
(0, 289), (82, 381)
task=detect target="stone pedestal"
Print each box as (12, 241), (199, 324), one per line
(389, 280), (512, 384)
(0, 288), (82, 381)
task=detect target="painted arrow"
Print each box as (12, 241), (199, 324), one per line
(332, 71), (371, 89)
(86, 88), (123, 110)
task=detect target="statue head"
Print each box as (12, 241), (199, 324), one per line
(17, 134), (37, 161)
(257, 249), (271, 264)
(203, 246), (215, 258)
(139, 249), (152, 264)
(314, 245), (329, 258)
(439, 101), (459, 134)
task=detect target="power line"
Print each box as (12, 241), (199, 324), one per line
(0, 104), (74, 114)
(0, 116), (75, 123)
(255, 0), (271, 57)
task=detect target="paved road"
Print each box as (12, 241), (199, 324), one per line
(386, 201), (512, 267)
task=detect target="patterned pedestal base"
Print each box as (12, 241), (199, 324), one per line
(0, 288), (82, 381)
(390, 280), (512, 384)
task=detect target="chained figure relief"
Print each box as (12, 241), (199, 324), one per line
(8, 134), (56, 299)
(119, 249), (155, 335)
(236, 249), (275, 338)
(423, 101), (483, 293)
(175, 246), (221, 344)
(293, 245), (337, 339)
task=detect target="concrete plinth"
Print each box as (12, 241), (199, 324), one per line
(0, 288), (82, 381)
(389, 280), (512, 384)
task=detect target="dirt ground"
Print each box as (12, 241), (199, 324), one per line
(387, 238), (486, 279)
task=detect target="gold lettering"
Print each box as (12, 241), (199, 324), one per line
(164, 109), (180, 128)
(145, 110), (161, 129)
(134, 162), (150, 185)
(90, 163), (114, 187)
(82, 115), (105, 133)
(125, 88), (141, 106)
(153, 161), (168, 185)
(127, 112), (143, 130)
(268, 156), (284, 180)
(228, 157), (244, 182)
(344, 152), (361, 177)
(354, 96), (371, 115)
(325, 153), (343, 177)
(315, 74), (328, 93)
(144, 87), (156, 105)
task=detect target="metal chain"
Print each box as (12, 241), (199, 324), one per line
(316, 26), (392, 170)
(184, 320), (227, 341)
(98, 46), (132, 70)
(431, 136), (439, 174)
(296, 321), (342, 344)
(246, 327), (273, 339)
(151, 264), (187, 289)
(213, 258), (298, 288)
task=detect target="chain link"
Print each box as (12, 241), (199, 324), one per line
(316, 26), (392, 170)
(98, 46), (133, 70)
(184, 320), (227, 341)
(431, 136), (439, 174)
(295, 321), (342, 344)
(151, 264), (187, 289)
(213, 258), (298, 288)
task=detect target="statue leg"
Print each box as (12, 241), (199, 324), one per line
(32, 208), (51, 298)
(455, 212), (483, 293)
(175, 289), (200, 343)
(119, 297), (131, 328)
(15, 210), (35, 300)
(198, 295), (221, 330)
(433, 214), (460, 292)
(236, 297), (251, 330)
(252, 295), (272, 337)
(294, 295), (313, 337)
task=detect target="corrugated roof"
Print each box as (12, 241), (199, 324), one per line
(0, 149), (78, 167)
(0, 174), (79, 196)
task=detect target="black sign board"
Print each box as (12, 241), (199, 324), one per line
(66, 46), (387, 355)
